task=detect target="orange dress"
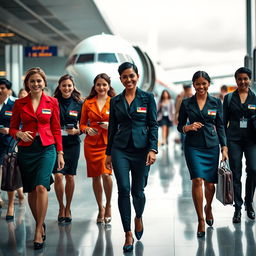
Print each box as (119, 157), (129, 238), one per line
(80, 96), (112, 177)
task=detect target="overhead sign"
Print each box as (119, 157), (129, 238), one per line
(24, 46), (57, 57)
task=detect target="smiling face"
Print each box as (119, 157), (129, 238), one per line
(235, 72), (251, 91)
(59, 79), (74, 98)
(193, 76), (210, 96)
(94, 78), (110, 97)
(27, 73), (46, 95)
(120, 68), (139, 91)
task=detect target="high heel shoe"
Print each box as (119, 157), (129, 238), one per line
(104, 206), (111, 224)
(123, 237), (134, 252)
(197, 220), (205, 238)
(58, 208), (66, 223)
(96, 207), (105, 224)
(34, 241), (44, 250)
(134, 217), (144, 240)
(204, 205), (214, 226)
(65, 209), (72, 223)
(6, 215), (14, 221)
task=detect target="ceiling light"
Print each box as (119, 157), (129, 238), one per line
(0, 33), (15, 37)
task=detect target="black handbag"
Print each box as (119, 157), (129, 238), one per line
(216, 161), (234, 205)
(1, 139), (22, 191)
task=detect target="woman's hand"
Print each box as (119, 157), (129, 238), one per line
(99, 122), (109, 130)
(57, 153), (65, 170)
(146, 151), (156, 166)
(66, 128), (79, 135)
(16, 131), (34, 142)
(221, 146), (228, 161)
(86, 127), (98, 136)
(105, 155), (112, 170)
(0, 127), (9, 135)
(186, 122), (204, 132)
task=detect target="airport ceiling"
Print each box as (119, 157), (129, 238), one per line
(0, 0), (112, 56)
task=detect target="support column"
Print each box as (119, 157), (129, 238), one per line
(5, 44), (23, 95)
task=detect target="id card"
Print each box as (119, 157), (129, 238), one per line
(240, 118), (248, 128)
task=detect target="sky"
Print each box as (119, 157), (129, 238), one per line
(95, 0), (250, 83)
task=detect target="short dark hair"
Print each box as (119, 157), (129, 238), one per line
(234, 67), (252, 79)
(0, 78), (12, 89)
(183, 84), (192, 89)
(220, 85), (228, 92)
(192, 71), (211, 83)
(118, 62), (138, 76)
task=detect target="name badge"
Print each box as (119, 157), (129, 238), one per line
(42, 109), (51, 115)
(4, 111), (12, 116)
(240, 118), (248, 128)
(137, 107), (147, 113)
(208, 109), (216, 116)
(61, 129), (68, 136)
(106, 111), (109, 115)
(248, 104), (256, 110)
(69, 110), (78, 117)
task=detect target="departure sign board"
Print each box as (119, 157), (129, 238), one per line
(25, 46), (57, 57)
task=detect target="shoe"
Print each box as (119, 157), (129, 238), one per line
(204, 205), (214, 226)
(58, 217), (65, 223)
(6, 215), (14, 221)
(96, 207), (105, 224)
(197, 219), (205, 238)
(245, 204), (255, 220)
(134, 217), (144, 240)
(42, 223), (46, 241)
(123, 237), (134, 252)
(233, 209), (241, 223)
(34, 241), (44, 250)
(104, 206), (111, 224)
(65, 209), (72, 223)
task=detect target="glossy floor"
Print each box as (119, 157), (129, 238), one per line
(0, 131), (255, 256)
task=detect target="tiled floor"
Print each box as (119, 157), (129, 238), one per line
(0, 130), (255, 255)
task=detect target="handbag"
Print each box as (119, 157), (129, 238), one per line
(1, 139), (22, 191)
(216, 161), (234, 205)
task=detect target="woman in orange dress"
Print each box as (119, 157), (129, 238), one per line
(80, 73), (115, 223)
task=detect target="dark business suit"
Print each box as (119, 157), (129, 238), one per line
(106, 88), (158, 232)
(177, 94), (227, 182)
(0, 97), (15, 165)
(223, 89), (256, 209)
(53, 96), (82, 175)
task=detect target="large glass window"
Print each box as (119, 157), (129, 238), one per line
(76, 54), (94, 63)
(98, 53), (118, 63)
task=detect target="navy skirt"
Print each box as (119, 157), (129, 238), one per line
(184, 145), (219, 183)
(18, 137), (56, 193)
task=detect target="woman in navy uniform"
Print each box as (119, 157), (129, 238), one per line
(178, 71), (228, 237)
(105, 62), (158, 252)
(223, 67), (256, 223)
(53, 74), (83, 223)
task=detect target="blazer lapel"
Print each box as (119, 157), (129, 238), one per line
(115, 91), (131, 119)
(36, 93), (51, 117)
(87, 97), (102, 118)
(21, 95), (37, 119)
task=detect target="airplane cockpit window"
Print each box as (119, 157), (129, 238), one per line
(98, 53), (118, 63)
(76, 54), (94, 64)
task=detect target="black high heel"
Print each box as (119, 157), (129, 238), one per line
(197, 220), (205, 238)
(34, 241), (44, 250)
(134, 217), (144, 240)
(65, 210), (72, 223)
(123, 237), (134, 252)
(204, 206), (214, 226)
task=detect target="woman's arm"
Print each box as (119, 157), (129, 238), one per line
(215, 98), (227, 147)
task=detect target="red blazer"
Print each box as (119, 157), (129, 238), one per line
(10, 93), (63, 151)
(80, 96), (110, 145)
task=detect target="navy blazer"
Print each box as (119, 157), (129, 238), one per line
(223, 89), (256, 143)
(106, 88), (158, 155)
(58, 97), (83, 145)
(177, 94), (227, 148)
(0, 97), (15, 146)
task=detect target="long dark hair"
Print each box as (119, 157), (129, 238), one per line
(86, 73), (116, 100)
(159, 90), (171, 102)
(53, 74), (82, 102)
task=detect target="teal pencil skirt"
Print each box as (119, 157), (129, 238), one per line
(18, 137), (56, 193)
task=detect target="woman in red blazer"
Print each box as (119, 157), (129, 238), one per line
(10, 67), (64, 250)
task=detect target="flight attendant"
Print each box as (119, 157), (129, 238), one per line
(80, 73), (115, 224)
(223, 67), (256, 223)
(105, 62), (158, 252)
(10, 67), (64, 250)
(177, 71), (228, 237)
(53, 74), (83, 223)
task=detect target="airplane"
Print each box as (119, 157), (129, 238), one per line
(65, 34), (182, 99)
